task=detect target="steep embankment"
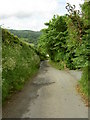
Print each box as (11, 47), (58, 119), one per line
(2, 29), (40, 103)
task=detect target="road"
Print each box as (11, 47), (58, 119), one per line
(3, 61), (88, 118)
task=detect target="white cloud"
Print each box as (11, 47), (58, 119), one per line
(0, 0), (84, 31)
(0, 0), (58, 17)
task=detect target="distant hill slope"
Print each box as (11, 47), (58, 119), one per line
(8, 29), (42, 45)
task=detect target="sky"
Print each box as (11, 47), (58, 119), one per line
(0, 0), (84, 31)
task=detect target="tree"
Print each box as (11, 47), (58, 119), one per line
(38, 15), (68, 62)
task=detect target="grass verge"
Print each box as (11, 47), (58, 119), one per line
(49, 60), (67, 70)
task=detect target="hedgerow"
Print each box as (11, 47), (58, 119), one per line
(38, 2), (89, 96)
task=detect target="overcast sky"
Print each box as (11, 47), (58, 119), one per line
(0, 0), (84, 31)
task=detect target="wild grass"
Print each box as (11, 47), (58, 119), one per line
(79, 66), (89, 97)
(49, 60), (65, 70)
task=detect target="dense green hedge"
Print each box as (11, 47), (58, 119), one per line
(38, 2), (89, 96)
(2, 29), (40, 102)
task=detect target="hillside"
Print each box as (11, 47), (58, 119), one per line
(8, 29), (42, 45)
(2, 29), (40, 102)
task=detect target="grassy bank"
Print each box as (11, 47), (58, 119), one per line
(79, 66), (89, 97)
(49, 60), (66, 70)
(2, 29), (40, 103)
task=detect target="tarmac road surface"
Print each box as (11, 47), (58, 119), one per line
(3, 61), (88, 118)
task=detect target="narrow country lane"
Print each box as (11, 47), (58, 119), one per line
(3, 61), (88, 118)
